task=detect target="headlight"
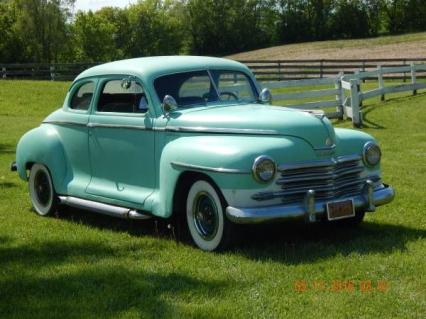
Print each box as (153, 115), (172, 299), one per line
(252, 156), (276, 183)
(363, 141), (381, 166)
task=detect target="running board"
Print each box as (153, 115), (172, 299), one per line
(59, 196), (151, 220)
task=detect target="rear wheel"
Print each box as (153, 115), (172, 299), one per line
(29, 163), (58, 216)
(186, 179), (233, 251)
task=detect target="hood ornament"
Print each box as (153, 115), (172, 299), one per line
(303, 109), (326, 120)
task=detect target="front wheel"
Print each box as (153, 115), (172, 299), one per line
(29, 163), (58, 216)
(186, 180), (233, 251)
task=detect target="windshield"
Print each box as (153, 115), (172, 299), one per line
(154, 70), (257, 108)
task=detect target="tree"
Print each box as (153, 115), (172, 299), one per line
(186, 0), (272, 56)
(0, 1), (25, 62)
(277, 0), (312, 43)
(72, 10), (119, 62)
(329, 0), (371, 39)
(96, 7), (132, 59)
(127, 0), (188, 57)
(13, 0), (74, 62)
(384, 0), (426, 33)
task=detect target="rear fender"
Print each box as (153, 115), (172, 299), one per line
(16, 125), (68, 194)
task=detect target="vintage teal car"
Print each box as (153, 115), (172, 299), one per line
(12, 56), (395, 251)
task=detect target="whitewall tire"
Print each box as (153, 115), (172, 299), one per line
(186, 180), (232, 251)
(29, 163), (58, 216)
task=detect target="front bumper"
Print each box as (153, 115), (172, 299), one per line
(226, 183), (395, 224)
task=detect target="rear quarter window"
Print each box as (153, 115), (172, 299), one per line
(69, 82), (95, 110)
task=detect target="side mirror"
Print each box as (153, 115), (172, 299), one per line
(259, 88), (272, 104)
(162, 95), (178, 115)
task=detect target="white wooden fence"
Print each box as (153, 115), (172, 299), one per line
(263, 63), (426, 127)
(263, 73), (344, 119)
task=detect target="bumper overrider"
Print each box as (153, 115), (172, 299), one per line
(226, 182), (395, 224)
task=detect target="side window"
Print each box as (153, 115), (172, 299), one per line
(97, 79), (148, 113)
(70, 82), (94, 110)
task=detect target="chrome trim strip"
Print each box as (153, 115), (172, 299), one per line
(44, 121), (278, 135)
(278, 154), (361, 171)
(313, 144), (336, 151)
(164, 126), (279, 135)
(276, 167), (364, 183)
(171, 161), (250, 174)
(43, 120), (87, 127)
(226, 184), (395, 224)
(87, 123), (147, 130)
(252, 185), (363, 201)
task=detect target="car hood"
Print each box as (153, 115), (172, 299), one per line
(166, 104), (336, 150)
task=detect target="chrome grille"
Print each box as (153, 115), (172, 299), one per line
(252, 155), (372, 204)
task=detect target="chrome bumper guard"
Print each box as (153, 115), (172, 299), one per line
(226, 182), (395, 224)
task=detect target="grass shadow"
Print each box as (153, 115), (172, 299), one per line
(233, 220), (426, 264)
(0, 143), (15, 154)
(0, 238), (155, 267)
(0, 182), (17, 189)
(360, 91), (426, 129)
(54, 206), (425, 266)
(361, 104), (387, 129)
(55, 205), (178, 241)
(0, 238), (228, 318)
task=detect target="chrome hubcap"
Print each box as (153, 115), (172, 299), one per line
(192, 192), (219, 240)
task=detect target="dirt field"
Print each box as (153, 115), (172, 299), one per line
(228, 32), (426, 60)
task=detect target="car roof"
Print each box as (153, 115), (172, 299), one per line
(74, 56), (252, 83)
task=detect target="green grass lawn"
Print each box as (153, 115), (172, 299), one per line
(0, 80), (425, 318)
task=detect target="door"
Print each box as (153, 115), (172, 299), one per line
(59, 79), (96, 196)
(86, 77), (155, 207)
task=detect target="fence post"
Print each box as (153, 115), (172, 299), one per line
(403, 59), (407, 82)
(355, 70), (363, 107)
(278, 61), (281, 81)
(1, 67), (6, 79)
(50, 65), (55, 81)
(377, 66), (385, 101)
(335, 72), (344, 120)
(350, 78), (362, 127)
(362, 61), (366, 83)
(410, 62), (417, 95)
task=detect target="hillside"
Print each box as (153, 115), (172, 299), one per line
(227, 32), (426, 60)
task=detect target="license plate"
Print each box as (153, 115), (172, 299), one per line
(327, 199), (355, 221)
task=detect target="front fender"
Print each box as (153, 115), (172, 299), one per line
(16, 125), (68, 194)
(149, 134), (316, 218)
(334, 128), (381, 176)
